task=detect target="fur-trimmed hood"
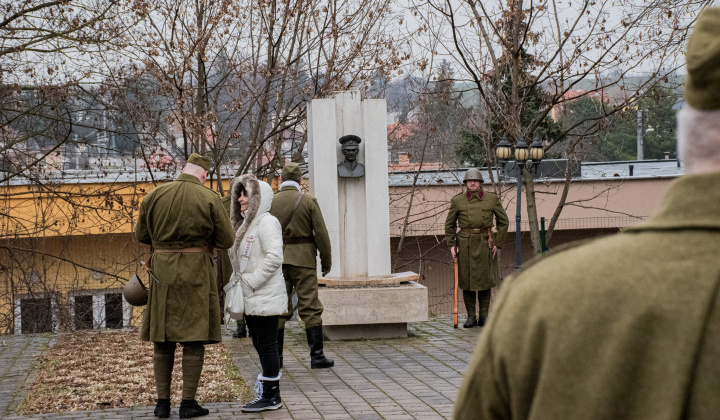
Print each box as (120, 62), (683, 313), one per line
(229, 174), (274, 241)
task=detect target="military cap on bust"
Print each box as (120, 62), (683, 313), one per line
(282, 162), (302, 182)
(187, 153), (211, 171)
(339, 134), (362, 145)
(685, 8), (720, 110)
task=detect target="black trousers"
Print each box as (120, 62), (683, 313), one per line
(245, 314), (280, 378)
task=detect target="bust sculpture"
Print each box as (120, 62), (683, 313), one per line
(337, 134), (365, 178)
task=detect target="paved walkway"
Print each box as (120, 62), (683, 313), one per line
(0, 334), (56, 417)
(0, 316), (481, 419)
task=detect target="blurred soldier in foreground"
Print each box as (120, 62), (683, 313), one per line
(454, 9), (720, 419)
(136, 153), (235, 419)
(270, 162), (334, 369)
(445, 168), (508, 328)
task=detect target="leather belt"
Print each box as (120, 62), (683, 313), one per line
(459, 228), (489, 234)
(154, 246), (210, 253)
(283, 236), (314, 245)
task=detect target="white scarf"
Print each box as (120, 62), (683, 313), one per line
(280, 180), (301, 191)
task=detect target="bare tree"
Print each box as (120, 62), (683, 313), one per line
(96, 0), (407, 194)
(409, 0), (709, 255)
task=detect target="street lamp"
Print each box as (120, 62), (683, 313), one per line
(496, 134), (544, 269)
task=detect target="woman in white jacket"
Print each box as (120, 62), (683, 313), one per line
(229, 174), (288, 413)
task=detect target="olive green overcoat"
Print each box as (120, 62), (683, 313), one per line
(269, 186), (332, 271)
(454, 172), (720, 420)
(135, 174), (235, 343)
(445, 189), (509, 290)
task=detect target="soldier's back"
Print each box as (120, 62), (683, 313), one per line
(456, 223), (720, 419)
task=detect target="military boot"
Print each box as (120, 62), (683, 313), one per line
(478, 315), (488, 327)
(241, 373), (283, 412)
(277, 328), (285, 368)
(306, 325), (334, 369)
(233, 323), (247, 338)
(154, 398), (170, 418)
(463, 316), (477, 328)
(179, 399), (209, 418)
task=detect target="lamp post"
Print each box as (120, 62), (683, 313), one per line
(496, 134), (545, 269)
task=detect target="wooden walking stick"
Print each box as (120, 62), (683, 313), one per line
(453, 256), (459, 328)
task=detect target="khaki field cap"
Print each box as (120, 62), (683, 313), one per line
(282, 162), (302, 182)
(187, 153), (211, 171)
(463, 168), (484, 184)
(123, 274), (148, 306)
(685, 8), (720, 110)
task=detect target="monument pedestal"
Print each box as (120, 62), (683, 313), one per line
(318, 273), (428, 340)
(319, 278), (428, 340)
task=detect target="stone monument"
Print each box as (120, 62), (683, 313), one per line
(307, 90), (428, 340)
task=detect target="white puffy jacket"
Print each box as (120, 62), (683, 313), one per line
(228, 175), (288, 316)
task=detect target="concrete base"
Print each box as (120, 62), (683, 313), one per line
(323, 323), (409, 340)
(319, 271), (418, 287)
(318, 280), (428, 340)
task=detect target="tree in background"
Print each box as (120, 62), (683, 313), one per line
(98, 0), (407, 188)
(0, 0), (408, 333)
(560, 85), (680, 162)
(561, 95), (613, 162)
(601, 86), (679, 161)
(409, 0), (709, 255)
(457, 46), (564, 167)
(413, 60), (469, 167)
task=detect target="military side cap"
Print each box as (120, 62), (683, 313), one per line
(282, 162), (302, 182)
(187, 153), (211, 171)
(339, 134), (362, 145)
(685, 8), (720, 110)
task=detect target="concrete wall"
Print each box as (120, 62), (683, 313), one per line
(391, 228), (621, 316)
(389, 177), (674, 237)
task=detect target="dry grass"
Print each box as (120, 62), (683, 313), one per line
(18, 330), (249, 414)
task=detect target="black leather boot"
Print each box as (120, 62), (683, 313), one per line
(478, 315), (488, 327)
(463, 316), (477, 328)
(154, 398), (171, 418)
(233, 323), (247, 338)
(277, 328), (285, 368)
(241, 374), (283, 412)
(306, 325), (334, 369)
(179, 399), (209, 418)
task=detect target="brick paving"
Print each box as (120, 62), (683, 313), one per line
(0, 334), (56, 417)
(0, 315), (482, 419)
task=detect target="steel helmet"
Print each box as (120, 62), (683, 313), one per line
(123, 274), (148, 306)
(463, 168), (484, 183)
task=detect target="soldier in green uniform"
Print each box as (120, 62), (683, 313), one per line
(454, 9), (720, 419)
(445, 168), (509, 328)
(219, 193), (248, 338)
(270, 162), (334, 369)
(135, 153), (235, 419)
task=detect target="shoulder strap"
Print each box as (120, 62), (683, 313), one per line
(281, 192), (305, 234)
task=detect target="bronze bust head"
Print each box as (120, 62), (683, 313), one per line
(337, 134), (365, 178)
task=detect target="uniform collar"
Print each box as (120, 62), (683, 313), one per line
(466, 189), (484, 201)
(627, 172), (720, 232)
(176, 173), (202, 184)
(280, 180), (302, 191)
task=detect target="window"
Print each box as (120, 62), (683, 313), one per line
(20, 298), (52, 334)
(74, 295), (94, 330)
(105, 293), (123, 329)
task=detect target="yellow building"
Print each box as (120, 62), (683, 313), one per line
(1, 160), (681, 333)
(0, 170), (233, 334)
